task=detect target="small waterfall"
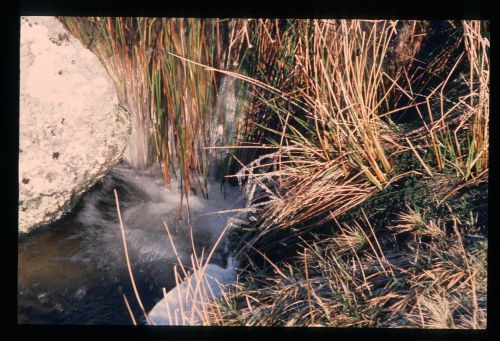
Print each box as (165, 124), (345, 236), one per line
(74, 161), (244, 269)
(105, 53), (153, 170)
(18, 160), (246, 324)
(207, 75), (250, 179)
(210, 75), (238, 148)
(122, 105), (153, 170)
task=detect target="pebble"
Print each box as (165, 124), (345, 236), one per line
(74, 286), (87, 300)
(37, 292), (49, 304)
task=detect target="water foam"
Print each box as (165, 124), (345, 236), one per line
(147, 256), (239, 326)
(73, 161), (244, 272)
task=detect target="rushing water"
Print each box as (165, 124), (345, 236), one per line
(18, 161), (243, 325)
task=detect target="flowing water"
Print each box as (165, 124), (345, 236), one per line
(18, 161), (244, 325)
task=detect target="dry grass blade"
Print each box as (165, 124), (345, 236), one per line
(303, 248), (315, 325)
(114, 189), (153, 325)
(123, 294), (137, 326)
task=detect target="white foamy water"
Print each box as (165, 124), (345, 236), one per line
(73, 161), (244, 272)
(18, 160), (247, 325)
(147, 256), (238, 326)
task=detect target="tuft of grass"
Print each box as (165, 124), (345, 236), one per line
(211, 200), (486, 328)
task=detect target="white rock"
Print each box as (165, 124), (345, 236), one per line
(19, 16), (131, 233)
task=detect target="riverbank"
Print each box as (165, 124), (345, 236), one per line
(18, 18), (488, 328)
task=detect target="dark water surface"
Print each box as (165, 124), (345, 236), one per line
(18, 161), (242, 325)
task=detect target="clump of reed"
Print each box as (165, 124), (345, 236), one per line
(231, 20), (488, 250)
(59, 17), (254, 204)
(208, 19), (488, 328)
(233, 20), (419, 242)
(60, 17), (156, 170)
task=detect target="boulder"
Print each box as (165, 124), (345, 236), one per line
(19, 16), (131, 233)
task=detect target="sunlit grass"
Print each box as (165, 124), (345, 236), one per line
(213, 202), (486, 328)
(57, 18), (488, 328)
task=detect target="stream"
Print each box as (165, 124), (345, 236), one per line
(18, 161), (243, 325)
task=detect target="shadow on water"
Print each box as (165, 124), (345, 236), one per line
(18, 160), (243, 325)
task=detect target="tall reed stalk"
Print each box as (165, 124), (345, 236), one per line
(403, 20), (489, 181)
